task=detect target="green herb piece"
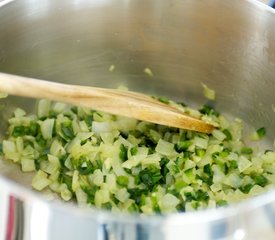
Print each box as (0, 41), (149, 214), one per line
(175, 180), (187, 191)
(71, 106), (78, 114)
(224, 163), (229, 175)
(199, 104), (219, 116)
(196, 189), (209, 202)
(256, 127), (266, 139)
(158, 97), (169, 104)
(160, 158), (169, 180)
(34, 153), (48, 170)
(82, 185), (98, 204)
(184, 192), (194, 202)
(130, 147), (138, 156)
(59, 171), (73, 192)
(220, 148), (230, 158)
(134, 175), (140, 185)
(139, 168), (162, 190)
(143, 138), (156, 149)
(151, 195), (161, 213)
(12, 126), (29, 137)
(191, 201), (200, 210)
(119, 144), (128, 161)
(116, 176), (129, 187)
(102, 202), (112, 210)
(36, 134), (47, 147)
(84, 115), (93, 127)
(61, 123), (74, 141)
(59, 154), (68, 168)
(216, 200), (228, 207)
(227, 160), (238, 171)
(77, 161), (94, 175)
(223, 129), (232, 141)
(177, 102), (187, 107)
(196, 173), (213, 186)
(195, 148), (206, 157)
(175, 156), (185, 170)
(252, 175), (268, 187)
(176, 203), (186, 212)
(203, 164), (213, 176)
(50, 110), (59, 119)
(240, 183), (254, 194)
(128, 203), (140, 213)
(184, 151), (192, 159)
(212, 152), (220, 160)
(29, 122), (39, 136)
(128, 188), (148, 206)
(241, 147), (253, 155)
(175, 141), (192, 152)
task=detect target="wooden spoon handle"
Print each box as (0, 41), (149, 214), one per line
(0, 73), (214, 133)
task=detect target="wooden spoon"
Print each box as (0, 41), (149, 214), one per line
(0, 73), (215, 133)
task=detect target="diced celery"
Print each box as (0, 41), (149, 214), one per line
(91, 169), (104, 186)
(238, 156), (252, 173)
(202, 83), (216, 100)
(224, 173), (242, 188)
(92, 121), (112, 135)
(38, 99), (51, 118)
(2, 140), (16, 154)
(155, 139), (175, 156)
(21, 158), (36, 172)
(141, 153), (161, 168)
(193, 136), (208, 149)
(60, 184), (72, 201)
(115, 188), (130, 203)
(212, 129), (226, 141)
(32, 170), (51, 191)
(159, 193), (180, 213)
(14, 108), (26, 118)
(40, 118), (55, 140)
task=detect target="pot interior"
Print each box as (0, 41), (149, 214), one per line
(0, 0), (275, 199)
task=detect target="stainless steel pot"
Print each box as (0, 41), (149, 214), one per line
(1, 0), (275, 239)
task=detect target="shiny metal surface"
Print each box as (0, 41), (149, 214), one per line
(1, 0), (275, 239)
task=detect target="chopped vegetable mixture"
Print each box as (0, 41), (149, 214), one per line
(1, 99), (275, 214)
